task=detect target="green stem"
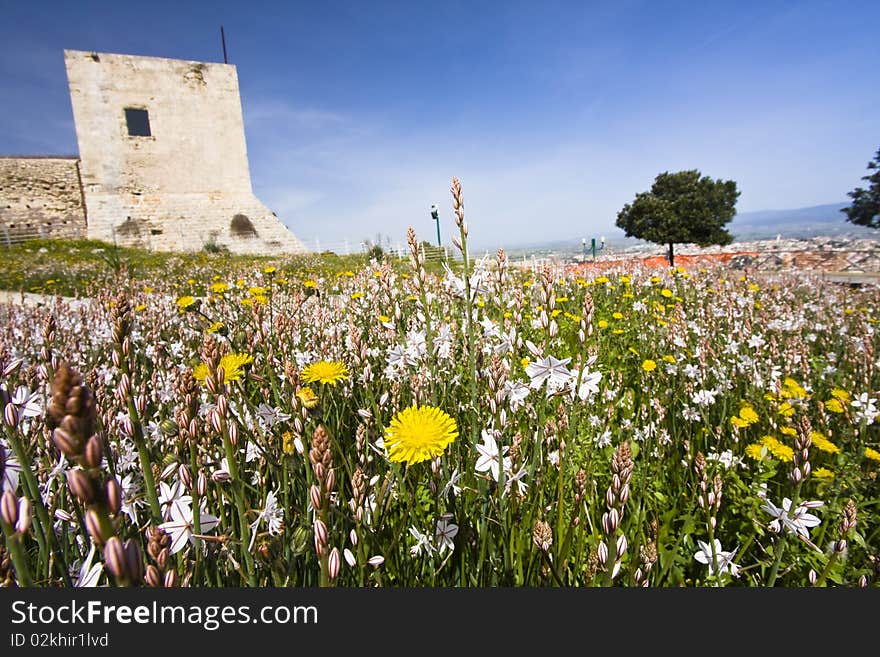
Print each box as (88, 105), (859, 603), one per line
(1, 522), (33, 587)
(3, 427), (71, 585)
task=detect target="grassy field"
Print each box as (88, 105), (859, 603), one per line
(0, 211), (878, 587)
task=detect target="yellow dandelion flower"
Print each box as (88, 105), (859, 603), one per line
(263, 266), (276, 274)
(865, 447), (880, 462)
(777, 402), (795, 418)
(241, 298), (254, 307)
(745, 444), (766, 460)
(523, 280), (534, 288)
(550, 309), (562, 318)
(813, 467), (834, 479)
(210, 282), (230, 294)
(383, 405), (458, 465)
(612, 312), (624, 320)
(206, 321), (225, 334)
(825, 398), (845, 413)
(748, 283), (759, 292)
(521, 357), (530, 369)
(661, 288), (673, 298)
(650, 276), (661, 284)
(613, 329), (625, 334)
(351, 292), (364, 300)
(296, 386), (319, 409)
(779, 426), (797, 437)
(662, 355), (676, 363)
(642, 359), (657, 372)
(143, 286), (154, 294)
(301, 360), (349, 386)
(303, 280), (317, 288)
(193, 353), (254, 385)
(738, 405), (759, 425)
(379, 315), (392, 323)
(831, 389), (851, 403)
(760, 436), (794, 462)
(731, 416), (750, 428)
(282, 431), (298, 455)
(597, 320), (609, 329)
(503, 312), (513, 319)
(620, 275), (631, 283)
(555, 296), (568, 303)
(781, 378), (807, 399)
(248, 286), (267, 297)
(187, 278), (196, 285)
(135, 303), (147, 312)
(176, 295), (197, 310)
(595, 276), (610, 284)
(810, 432), (841, 454)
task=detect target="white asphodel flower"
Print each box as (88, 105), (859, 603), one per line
(248, 490), (284, 551)
(526, 355), (573, 391)
(159, 501), (220, 554)
(74, 543), (104, 588)
(693, 539), (740, 577)
(435, 517), (459, 554)
(474, 430), (510, 481)
(761, 497), (823, 538)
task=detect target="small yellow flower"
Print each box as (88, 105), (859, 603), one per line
(296, 386), (319, 409)
(642, 359), (657, 372)
(738, 405), (759, 425)
(135, 304), (147, 312)
(521, 357), (530, 369)
(660, 288), (673, 298)
(779, 426), (797, 437)
(865, 447), (880, 462)
(831, 389), (851, 403)
(760, 436), (794, 462)
(662, 355), (676, 364)
(731, 416), (750, 428)
(810, 432), (841, 455)
(379, 314), (392, 323)
(825, 398), (845, 413)
(143, 286), (154, 294)
(748, 283), (759, 292)
(777, 402), (795, 418)
(301, 360), (349, 386)
(210, 282), (230, 294)
(745, 444), (766, 460)
(263, 266), (277, 274)
(595, 276), (610, 284)
(248, 286), (267, 297)
(303, 280), (317, 289)
(813, 467), (834, 479)
(612, 312), (624, 320)
(351, 292), (364, 300)
(282, 431), (298, 455)
(555, 297), (569, 303)
(176, 295), (197, 310)
(206, 321), (225, 334)
(193, 353), (254, 385)
(597, 320), (609, 329)
(619, 275), (631, 283)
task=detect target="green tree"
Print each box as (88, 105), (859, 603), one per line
(841, 147), (880, 229)
(616, 170), (740, 266)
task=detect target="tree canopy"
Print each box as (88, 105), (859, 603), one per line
(616, 170), (740, 266)
(841, 147), (880, 229)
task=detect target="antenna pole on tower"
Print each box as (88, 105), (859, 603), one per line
(220, 25), (228, 64)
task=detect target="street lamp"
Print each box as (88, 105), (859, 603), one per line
(582, 237), (587, 263)
(430, 204), (441, 247)
(591, 235), (606, 260)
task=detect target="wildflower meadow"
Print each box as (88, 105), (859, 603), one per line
(1, 178), (878, 588)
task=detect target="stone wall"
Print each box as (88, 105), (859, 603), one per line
(0, 157), (87, 243)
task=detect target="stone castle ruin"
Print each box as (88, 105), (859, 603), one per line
(0, 49), (307, 254)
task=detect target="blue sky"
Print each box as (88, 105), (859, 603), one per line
(1, 0), (878, 250)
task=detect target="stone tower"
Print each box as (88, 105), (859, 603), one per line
(64, 49), (306, 254)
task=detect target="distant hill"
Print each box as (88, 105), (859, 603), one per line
(729, 202), (873, 239)
(471, 202), (877, 255)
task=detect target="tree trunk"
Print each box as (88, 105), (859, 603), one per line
(668, 242), (675, 267)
